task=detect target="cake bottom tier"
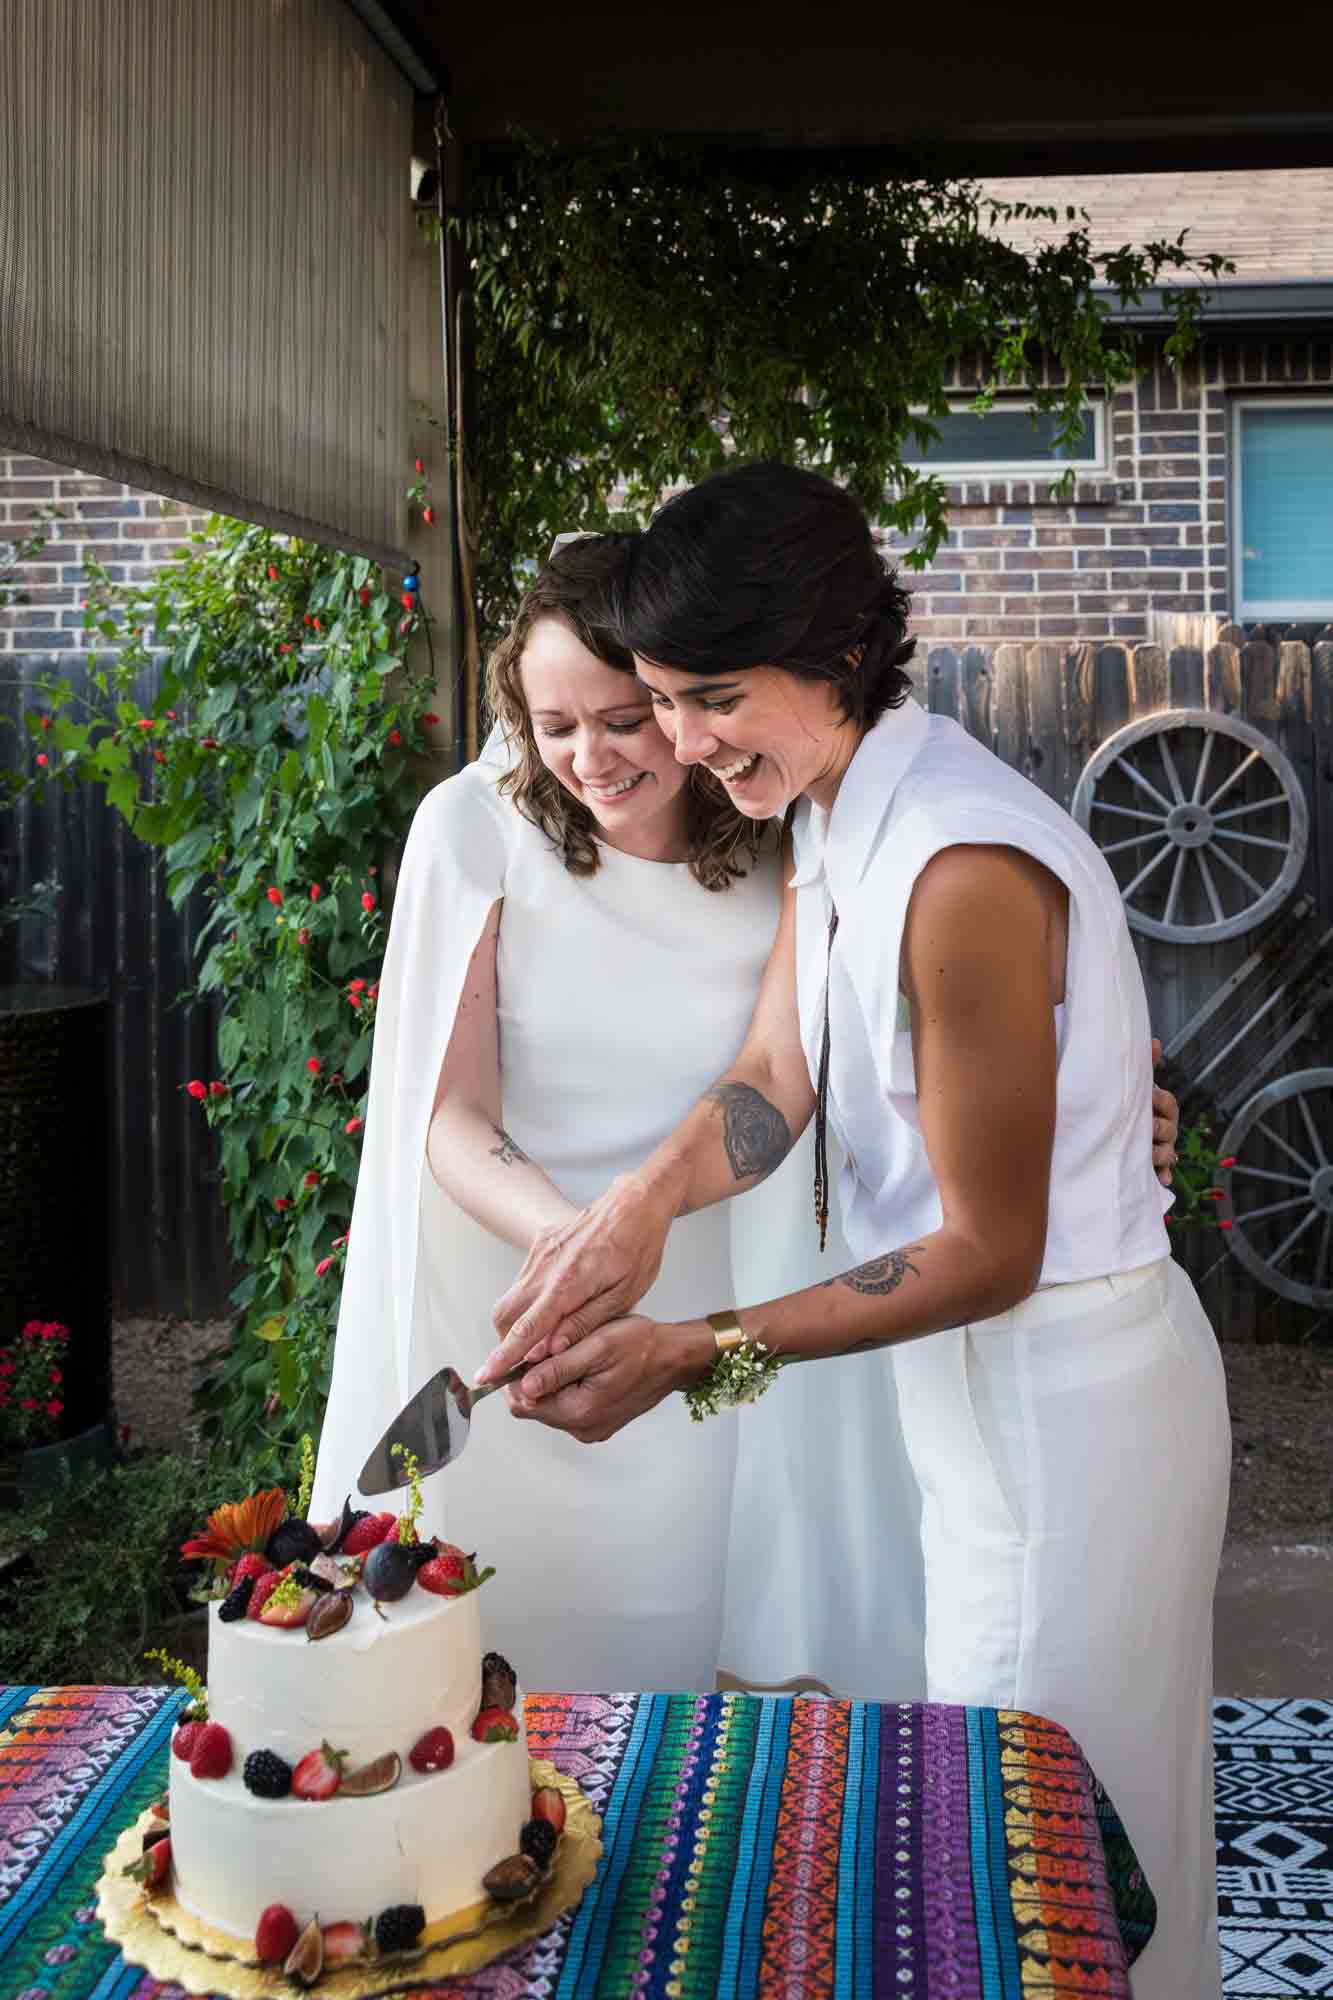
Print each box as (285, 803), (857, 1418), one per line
(168, 1728), (533, 1946)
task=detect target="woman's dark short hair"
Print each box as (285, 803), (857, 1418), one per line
(616, 462), (916, 729)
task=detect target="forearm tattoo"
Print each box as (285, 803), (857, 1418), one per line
(822, 1245), (925, 1295)
(704, 1081), (793, 1183)
(489, 1124), (530, 1167)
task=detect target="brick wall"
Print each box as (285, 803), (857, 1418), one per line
(6, 327), (1332, 657)
(0, 458), (210, 654)
(893, 332), (1333, 647)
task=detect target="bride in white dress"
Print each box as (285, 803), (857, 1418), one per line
(310, 533), (926, 1692)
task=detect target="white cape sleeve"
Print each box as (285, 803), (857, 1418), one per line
(309, 763), (512, 1525)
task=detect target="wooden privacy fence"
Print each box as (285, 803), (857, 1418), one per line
(913, 633), (1333, 1341)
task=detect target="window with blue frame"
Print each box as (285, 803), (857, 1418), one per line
(1233, 399), (1333, 618)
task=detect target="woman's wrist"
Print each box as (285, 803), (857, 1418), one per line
(662, 1318), (719, 1394)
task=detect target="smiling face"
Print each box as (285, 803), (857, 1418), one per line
(634, 660), (864, 817)
(519, 615), (692, 862)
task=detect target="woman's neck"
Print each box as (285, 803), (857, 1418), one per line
(804, 721), (867, 813)
(593, 796), (691, 865)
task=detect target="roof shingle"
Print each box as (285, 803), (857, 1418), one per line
(976, 170), (1333, 282)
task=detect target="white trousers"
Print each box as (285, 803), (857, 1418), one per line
(892, 1257), (1231, 2000)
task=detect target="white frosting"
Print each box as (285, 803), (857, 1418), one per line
(206, 1588), (482, 1767)
(169, 1724), (532, 1940)
(171, 1579), (532, 1946)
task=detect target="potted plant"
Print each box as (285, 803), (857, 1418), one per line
(0, 1316), (114, 1507)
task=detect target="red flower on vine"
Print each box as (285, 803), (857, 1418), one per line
(345, 1116), (364, 1136)
(266, 886), (284, 906)
(361, 892), (376, 913)
(187, 1079), (208, 1101)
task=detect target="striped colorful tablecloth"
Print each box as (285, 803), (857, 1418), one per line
(0, 1683), (1154, 1998)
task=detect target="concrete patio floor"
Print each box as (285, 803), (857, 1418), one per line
(1214, 1539), (1333, 1699)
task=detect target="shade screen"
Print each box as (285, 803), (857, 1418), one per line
(1, 0), (413, 565)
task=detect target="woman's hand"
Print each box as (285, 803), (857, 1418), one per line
(503, 1315), (713, 1442)
(1151, 1038), (1180, 1186)
(475, 1172), (680, 1385)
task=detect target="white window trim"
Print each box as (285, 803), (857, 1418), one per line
(1232, 395), (1333, 620)
(899, 397), (1108, 478)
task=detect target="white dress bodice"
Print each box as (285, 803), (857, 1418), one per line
(790, 699), (1172, 1277)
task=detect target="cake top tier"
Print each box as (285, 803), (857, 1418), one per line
(207, 1585), (483, 1767)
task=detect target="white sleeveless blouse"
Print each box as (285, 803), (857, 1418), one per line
(790, 699), (1171, 1280)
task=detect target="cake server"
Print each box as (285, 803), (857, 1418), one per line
(356, 1360), (531, 1494)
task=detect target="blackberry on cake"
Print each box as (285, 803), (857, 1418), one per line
(374, 1903), (426, 1954)
(242, 1748), (293, 1799)
(519, 1816), (558, 1868)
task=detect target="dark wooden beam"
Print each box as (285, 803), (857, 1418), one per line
(383, 0), (1333, 174)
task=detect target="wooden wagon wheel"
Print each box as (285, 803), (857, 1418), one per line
(1216, 1069), (1333, 1310)
(1071, 709), (1308, 944)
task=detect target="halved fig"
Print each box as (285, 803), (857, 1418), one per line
(283, 1916), (324, 1986)
(340, 1751), (402, 1797)
(482, 1853), (541, 1902)
(306, 1590), (354, 1642)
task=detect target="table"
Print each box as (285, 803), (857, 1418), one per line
(0, 1684), (1154, 1998)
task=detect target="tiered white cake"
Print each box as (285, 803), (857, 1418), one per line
(168, 1560), (532, 1950)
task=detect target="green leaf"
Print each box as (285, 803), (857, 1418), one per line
(106, 770), (140, 822)
(274, 1340), (300, 1407)
(168, 826), (216, 871)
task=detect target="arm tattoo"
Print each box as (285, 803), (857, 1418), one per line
(703, 1081), (793, 1183)
(489, 1124), (530, 1167)
(822, 1245), (925, 1295)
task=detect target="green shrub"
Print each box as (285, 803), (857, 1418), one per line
(0, 1443), (274, 1686)
(11, 512), (439, 1459)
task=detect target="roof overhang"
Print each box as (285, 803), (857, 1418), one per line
(378, 0), (1333, 176)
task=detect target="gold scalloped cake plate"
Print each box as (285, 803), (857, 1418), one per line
(96, 1759), (601, 1997)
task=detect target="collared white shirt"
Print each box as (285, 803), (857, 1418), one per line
(788, 699), (1171, 1281)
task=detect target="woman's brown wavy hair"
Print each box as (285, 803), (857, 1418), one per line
(483, 533), (768, 892)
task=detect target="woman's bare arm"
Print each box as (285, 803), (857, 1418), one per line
(426, 900), (581, 1251)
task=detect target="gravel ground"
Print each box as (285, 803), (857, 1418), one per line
(111, 1316), (231, 1453)
(110, 1322), (1332, 1546)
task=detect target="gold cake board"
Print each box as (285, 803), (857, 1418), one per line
(96, 1760), (601, 1997)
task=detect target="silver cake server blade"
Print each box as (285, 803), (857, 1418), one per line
(356, 1360), (529, 1495)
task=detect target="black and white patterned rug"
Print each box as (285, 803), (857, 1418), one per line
(1215, 1696), (1333, 1996)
